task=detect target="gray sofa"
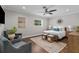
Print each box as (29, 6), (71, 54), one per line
(0, 36), (32, 53)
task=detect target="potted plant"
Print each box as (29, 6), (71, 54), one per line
(7, 26), (17, 40)
(76, 26), (79, 32)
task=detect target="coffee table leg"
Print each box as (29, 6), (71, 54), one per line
(42, 35), (47, 40)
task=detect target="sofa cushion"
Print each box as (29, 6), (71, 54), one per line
(12, 39), (21, 44)
(12, 41), (26, 49)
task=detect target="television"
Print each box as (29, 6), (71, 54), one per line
(0, 6), (5, 24)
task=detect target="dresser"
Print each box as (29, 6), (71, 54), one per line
(68, 32), (79, 52)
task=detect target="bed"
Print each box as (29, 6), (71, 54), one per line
(43, 26), (67, 39)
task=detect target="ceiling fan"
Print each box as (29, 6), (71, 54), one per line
(42, 6), (57, 15)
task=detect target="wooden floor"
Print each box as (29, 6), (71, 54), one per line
(32, 42), (48, 53)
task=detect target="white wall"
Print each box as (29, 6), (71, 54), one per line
(0, 24), (4, 36)
(5, 11), (48, 38)
(49, 13), (79, 27)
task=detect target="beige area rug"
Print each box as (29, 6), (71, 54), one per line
(30, 36), (67, 53)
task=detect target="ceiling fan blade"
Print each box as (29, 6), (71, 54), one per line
(49, 13), (53, 14)
(49, 9), (56, 12)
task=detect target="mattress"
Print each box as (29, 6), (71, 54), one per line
(43, 30), (66, 39)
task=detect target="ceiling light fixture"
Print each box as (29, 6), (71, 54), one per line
(22, 6), (26, 10)
(66, 9), (70, 12)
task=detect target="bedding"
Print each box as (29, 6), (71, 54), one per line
(43, 30), (66, 39)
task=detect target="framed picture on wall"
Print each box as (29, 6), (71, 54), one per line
(57, 19), (63, 24)
(18, 17), (26, 28)
(34, 20), (43, 26)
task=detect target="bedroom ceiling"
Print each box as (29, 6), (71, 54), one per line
(2, 5), (79, 18)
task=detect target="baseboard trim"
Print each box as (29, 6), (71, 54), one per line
(22, 34), (42, 39)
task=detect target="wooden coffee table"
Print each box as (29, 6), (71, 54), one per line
(42, 34), (48, 40)
(47, 35), (55, 43)
(42, 34), (58, 43)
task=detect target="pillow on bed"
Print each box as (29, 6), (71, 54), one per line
(52, 26), (65, 31)
(53, 28), (60, 31)
(52, 26), (59, 31)
(59, 26), (65, 31)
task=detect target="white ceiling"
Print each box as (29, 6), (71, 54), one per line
(2, 5), (79, 18)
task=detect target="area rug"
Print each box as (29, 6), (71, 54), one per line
(30, 36), (67, 53)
